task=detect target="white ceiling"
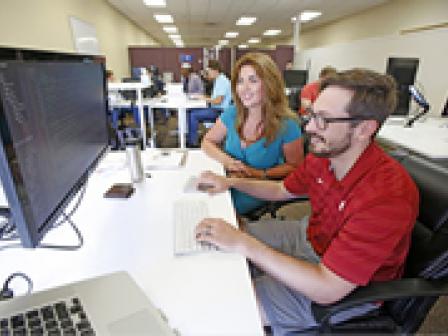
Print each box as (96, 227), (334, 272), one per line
(107, 0), (388, 47)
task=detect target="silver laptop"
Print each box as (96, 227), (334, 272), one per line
(0, 271), (177, 335)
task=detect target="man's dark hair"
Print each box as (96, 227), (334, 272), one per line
(208, 59), (222, 73)
(105, 69), (114, 80)
(321, 68), (397, 125)
(319, 66), (337, 79)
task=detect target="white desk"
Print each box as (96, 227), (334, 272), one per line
(145, 96), (207, 148)
(0, 150), (263, 336)
(378, 117), (448, 160)
(108, 82), (151, 147)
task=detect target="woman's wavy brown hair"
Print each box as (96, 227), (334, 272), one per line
(231, 52), (297, 145)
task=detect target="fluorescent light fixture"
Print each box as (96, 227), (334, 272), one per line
(248, 38), (260, 44)
(299, 11), (322, 22)
(143, 0), (166, 7)
(218, 39), (229, 45)
(169, 34), (181, 40)
(163, 25), (178, 33)
(225, 31), (239, 38)
(174, 41), (184, 47)
(238, 44), (248, 49)
(236, 16), (256, 26)
(78, 37), (97, 42)
(154, 14), (173, 23)
(263, 29), (281, 36)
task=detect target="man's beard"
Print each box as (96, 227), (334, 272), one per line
(306, 130), (353, 158)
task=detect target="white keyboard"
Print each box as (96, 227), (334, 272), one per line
(173, 199), (217, 255)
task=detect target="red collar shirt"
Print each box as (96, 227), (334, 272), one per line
(283, 142), (419, 285)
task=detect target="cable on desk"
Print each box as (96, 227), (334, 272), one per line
(0, 272), (33, 301)
(0, 214), (84, 251)
(0, 207), (16, 241)
(0, 181), (87, 250)
(52, 182), (88, 229)
(39, 213), (84, 251)
(0, 217), (19, 241)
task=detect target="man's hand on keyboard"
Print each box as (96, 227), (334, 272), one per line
(195, 218), (248, 253)
(198, 171), (229, 194)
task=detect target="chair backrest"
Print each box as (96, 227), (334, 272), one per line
(385, 155), (448, 332)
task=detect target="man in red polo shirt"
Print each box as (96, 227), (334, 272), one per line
(195, 69), (418, 333)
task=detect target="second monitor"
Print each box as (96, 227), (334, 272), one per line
(283, 70), (308, 88)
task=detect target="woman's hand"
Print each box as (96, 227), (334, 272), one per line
(224, 158), (249, 174)
(227, 165), (265, 179)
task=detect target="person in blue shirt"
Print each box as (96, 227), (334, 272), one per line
(180, 62), (204, 95)
(201, 52), (304, 215)
(187, 60), (232, 147)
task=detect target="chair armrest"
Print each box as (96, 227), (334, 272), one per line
(312, 278), (448, 325)
(243, 196), (309, 222)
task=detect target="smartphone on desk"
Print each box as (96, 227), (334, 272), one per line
(104, 183), (135, 199)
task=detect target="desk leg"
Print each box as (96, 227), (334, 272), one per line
(137, 89), (147, 148)
(148, 106), (155, 148)
(179, 107), (186, 149)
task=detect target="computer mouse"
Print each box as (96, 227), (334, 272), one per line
(197, 183), (214, 192)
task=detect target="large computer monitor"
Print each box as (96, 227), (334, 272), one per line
(386, 57), (419, 116)
(0, 61), (109, 248)
(283, 70), (308, 88)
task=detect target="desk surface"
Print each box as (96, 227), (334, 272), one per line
(378, 117), (448, 160)
(0, 150), (263, 335)
(107, 82), (150, 90)
(145, 96), (207, 109)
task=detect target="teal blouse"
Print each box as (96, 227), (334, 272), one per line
(220, 106), (302, 215)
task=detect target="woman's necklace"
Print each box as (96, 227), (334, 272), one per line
(241, 119), (264, 148)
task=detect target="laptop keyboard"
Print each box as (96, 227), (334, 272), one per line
(0, 297), (95, 336)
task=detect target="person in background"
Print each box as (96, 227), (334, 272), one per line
(299, 66), (337, 115)
(195, 69), (418, 334)
(285, 61), (293, 70)
(201, 52), (304, 216)
(106, 69), (115, 82)
(148, 65), (164, 95)
(187, 60), (232, 147)
(180, 62), (204, 95)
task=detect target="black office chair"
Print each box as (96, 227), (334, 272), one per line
(286, 154), (448, 335)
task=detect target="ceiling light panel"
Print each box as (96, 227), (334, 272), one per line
(263, 29), (281, 36)
(236, 17), (257, 26)
(299, 11), (322, 22)
(238, 44), (248, 49)
(225, 32), (239, 38)
(143, 0), (166, 7)
(163, 26), (178, 33)
(154, 14), (173, 23)
(218, 40), (229, 45)
(248, 38), (260, 44)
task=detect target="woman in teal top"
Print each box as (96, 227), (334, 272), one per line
(201, 52), (304, 215)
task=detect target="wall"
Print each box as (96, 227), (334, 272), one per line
(0, 0), (157, 79)
(129, 47), (204, 82)
(298, 0), (448, 50)
(291, 0), (448, 115)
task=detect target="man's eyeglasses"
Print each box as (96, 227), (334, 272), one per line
(302, 108), (370, 131)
